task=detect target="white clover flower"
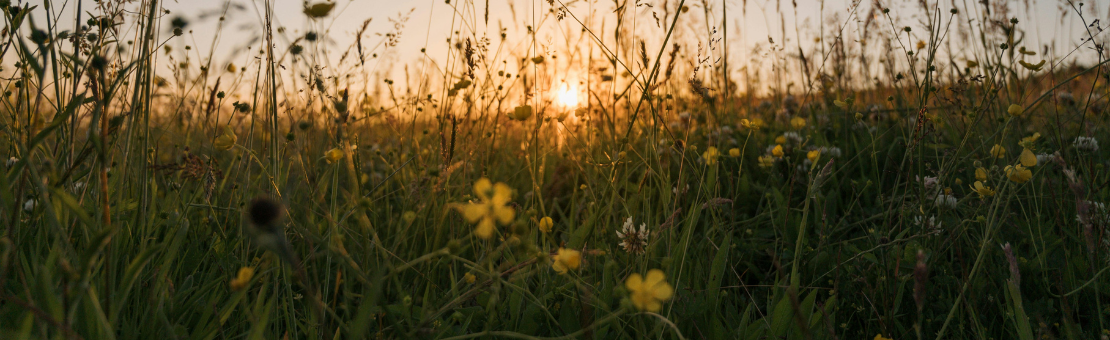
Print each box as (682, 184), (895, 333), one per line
(783, 132), (804, 145)
(935, 194), (957, 208)
(1074, 137), (1099, 153)
(616, 217), (650, 255)
(914, 215), (943, 234)
(23, 199), (35, 212)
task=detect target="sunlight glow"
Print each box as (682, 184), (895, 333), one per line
(556, 83), (579, 108)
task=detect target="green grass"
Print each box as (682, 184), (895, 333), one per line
(2, 0), (1110, 339)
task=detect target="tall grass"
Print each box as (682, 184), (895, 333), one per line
(1, 0), (1109, 339)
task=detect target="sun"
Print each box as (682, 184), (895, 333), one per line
(556, 83), (579, 108)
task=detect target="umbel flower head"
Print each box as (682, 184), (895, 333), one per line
(551, 248), (581, 274)
(625, 269), (674, 312)
(616, 217), (650, 255)
(454, 178), (514, 239)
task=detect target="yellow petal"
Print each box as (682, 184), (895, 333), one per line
(474, 218), (495, 239)
(491, 182), (513, 206)
(1019, 148), (1037, 167)
(625, 273), (643, 290)
(493, 205), (515, 225)
(644, 269), (666, 287)
(473, 178), (492, 200)
(459, 203), (487, 223)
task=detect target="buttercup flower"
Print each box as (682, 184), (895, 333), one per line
(975, 167), (989, 181)
(455, 178), (515, 239)
(1019, 148), (1037, 167)
(538, 216), (553, 233)
(1007, 104), (1023, 117)
(971, 181), (995, 197)
(229, 267), (254, 291)
(551, 248), (581, 274)
(512, 105), (533, 120)
(214, 125), (237, 151)
(990, 144), (1006, 158)
(772, 145), (784, 158)
(790, 116), (807, 129)
(807, 149), (821, 164)
(729, 148), (740, 157)
(702, 147), (720, 165)
(325, 148), (345, 164)
(740, 118), (764, 130)
(464, 272), (476, 284)
(1005, 165), (1032, 183)
(874, 334), (893, 340)
(625, 269), (674, 312)
(758, 156), (775, 168)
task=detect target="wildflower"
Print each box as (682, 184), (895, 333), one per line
(775, 136), (787, 144)
(740, 118), (764, 130)
(5, 157), (17, 167)
(229, 267), (254, 291)
(538, 216), (553, 233)
(990, 144), (1006, 158)
(213, 125), (237, 151)
(1007, 104), (1023, 117)
(783, 132), (804, 144)
(1019, 148), (1037, 167)
(1019, 133), (1041, 149)
(401, 211), (416, 224)
(1036, 153), (1055, 165)
(971, 181), (995, 197)
(454, 178), (514, 239)
(915, 215), (943, 232)
(1074, 136), (1100, 153)
(702, 147), (720, 165)
(625, 269), (674, 312)
(616, 217), (650, 255)
(918, 176), (938, 191)
(463, 273), (476, 284)
(935, 194), (957, 208)
(1005, 165), (1032, 183)
(23, 199), (35, 212)
(512, 105), (533, 120)
(818, 146), (843, 158)
(325, 148), (345, 164)
(790, 116), (807, 129)
(303, 1), (336, 18)
(758, 155), (775, 168)
(805, 149), (821, 164)
(975, 167), (989, 181)
(874, 334), (893, 340)
(551, 248), (581, 274)
(833, 99), (849, 109)
(729, 148), (740, 157)
(772, 145), (784, 158)
(916, 40), (926, 49)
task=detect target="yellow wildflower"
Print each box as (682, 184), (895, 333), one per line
(464, 273), (476, 284)
(971, 181), (995, 197)
(455, 178), (515, 239)
(740, 118), (764, 130)
(325, 148), (345, 164)
(990, 144), (1006, 158)
(975, 167), (989, 181)
(512, 105), (533, 120)
(916, 40), (927, 50)
(551, 248), (581, 274)
(1019, 60), (1046, 71)
(538, 216), (553, 233)
(772, 145), (784, 158)
(213, 125), (237, 151)
(874, 335), (893, 340)
(729, 148), (741, 158)
(758, 155), (775, 168)
(775, 136), (787, 145)
(1005, 165), (1032, 183)
(401, 211), (416, 224)
(790, 117), (807, 129)
(625, 269), (674, 312)
(226, 63), (237, 73)
(807, 149), (821, 164)
(1007, 104), (1023, 117)
(1019, 148), (1037, 167)
(229, 267), (254, 291)
(703, 147), (720, 165)
(1019, 133), (1041, 149)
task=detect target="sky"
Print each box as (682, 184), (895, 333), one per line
(18, 0), (1109, 95)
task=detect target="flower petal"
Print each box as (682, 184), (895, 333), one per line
(473, 178), (493, 201)
(474, 217), (495, 239)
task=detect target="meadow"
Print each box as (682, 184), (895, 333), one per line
(1, 0), (1110, 338)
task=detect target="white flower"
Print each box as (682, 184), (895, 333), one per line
(818, 146), (843, 158)
(616, 217), (650, 255)
(783, 132), (804, 145)
(23, 199), (35, 212)
(73, 181), (86, 191)
(935, 194), (957, 208)
(5, 157), (17, 167)
(1074, 137), (1099, 153)
(914, 215), (943, 234)
(1036, 153), (1054, 164)
(917, 176), (939, 191)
